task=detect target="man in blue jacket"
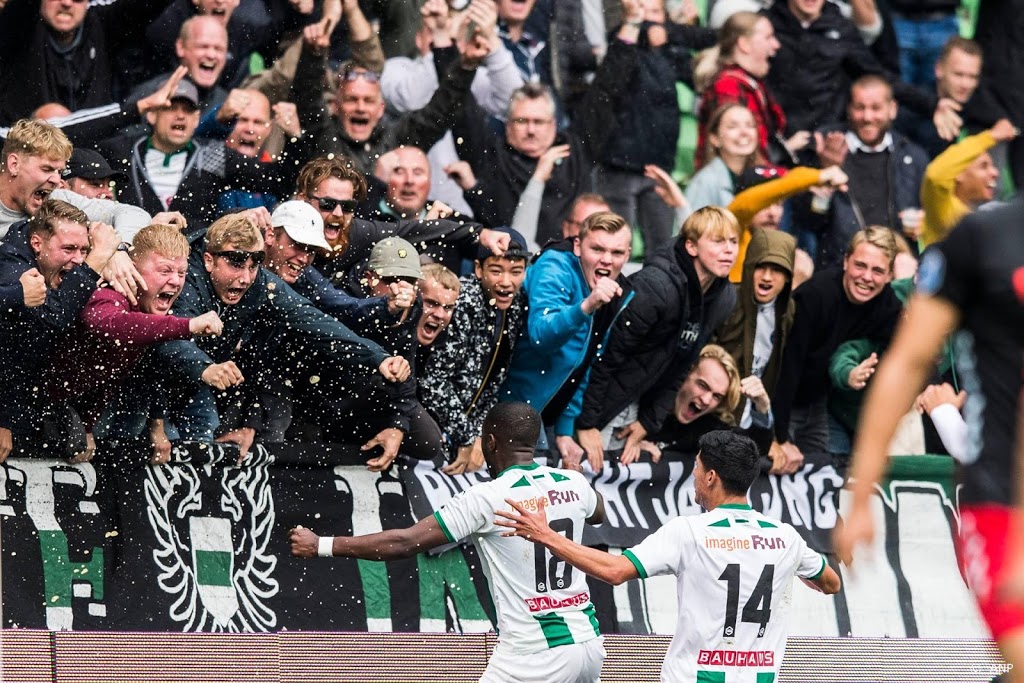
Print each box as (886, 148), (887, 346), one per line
(501, 211), (634, 467)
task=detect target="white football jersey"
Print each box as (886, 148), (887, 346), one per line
(435, 463), (601, 654)
(624, 504), (827, 683)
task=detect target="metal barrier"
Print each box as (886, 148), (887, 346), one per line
(0, 630), (1009, 682)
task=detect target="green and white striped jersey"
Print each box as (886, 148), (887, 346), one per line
(624, 504), (826, 683)
(435, 463), (601, 654)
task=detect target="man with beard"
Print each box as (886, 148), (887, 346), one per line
(42, 224), (226, 464)
(292, 156), (511, 284)
(0, 199), (119, 462)
(501, 211), (634, 467)
(420, 227), (530, 475)
(799, 76), (928, 268)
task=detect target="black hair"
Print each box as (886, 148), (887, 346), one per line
(697, 430), (760, 495)
(483, 402), (541, 453)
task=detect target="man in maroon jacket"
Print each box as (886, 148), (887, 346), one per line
(44, 223), (227, 463)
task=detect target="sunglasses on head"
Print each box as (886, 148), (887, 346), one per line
(342, 68), (380, 83)
(211, 250), (265, 268)
(312, 196), (358, 214)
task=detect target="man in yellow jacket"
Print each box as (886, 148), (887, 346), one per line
(919, 118), (1019, 248)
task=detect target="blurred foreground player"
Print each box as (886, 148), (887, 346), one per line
(836, 198), (1024, 679)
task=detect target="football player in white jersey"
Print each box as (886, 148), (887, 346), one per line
(497, 430), (840, 683)
(289, 401), (608, 683)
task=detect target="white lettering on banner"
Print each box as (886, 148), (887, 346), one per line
(780, 469), (812, 529)
(594, 468), (645, 529)
(623, 463), (653, 529)
(2, 460), (104, 630)
(649, 462), (694, 524)
(808, 467), (845, 529)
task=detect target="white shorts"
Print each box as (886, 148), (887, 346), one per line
(480, 637), (605, 683)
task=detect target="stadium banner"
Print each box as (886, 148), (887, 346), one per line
(0, 444), (982, 638)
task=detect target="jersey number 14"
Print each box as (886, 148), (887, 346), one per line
(719, 563), (774, 637)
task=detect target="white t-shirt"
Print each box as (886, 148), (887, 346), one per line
(624, 504), (826, 683)
(435, 463), (601, 654)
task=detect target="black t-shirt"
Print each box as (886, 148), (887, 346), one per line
(921, 200), (1024, 505)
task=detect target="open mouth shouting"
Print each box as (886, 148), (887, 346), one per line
(345, 115), (373, 140)
(279, 259), (307, 283)
(489, 288), (516, 309)
(230, 131), (262, 156)
(678, 399), (708, 423)
(193, 59), (221, 86)
(30, 186), (54, 212)
(221, 285), (248, 304)
(417, 318), (443, 345)
(152, 289), (180, 313)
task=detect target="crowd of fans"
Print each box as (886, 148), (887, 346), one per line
(0, 0), (1016, 475)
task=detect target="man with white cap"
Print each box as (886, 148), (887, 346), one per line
(260, 200), (407, 325)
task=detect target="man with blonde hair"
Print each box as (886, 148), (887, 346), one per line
(574, 207), (740, 471)
(771, 226), (903, 471)
(44, 224), (226, 464)
(0, 198), (119, 462)
(151, 214), (410, 464)
(0, 119), (152, 302)
(503, 211), (635, 467)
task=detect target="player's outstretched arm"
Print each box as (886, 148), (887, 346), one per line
(495, 498), (638, 586)
(834, 295), (958, 565)
(289, 516), (449, 561)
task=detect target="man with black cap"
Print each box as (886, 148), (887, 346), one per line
(420, 226), (531, 474)
(63, 148), (122, 201)
(95, 78), (294, 228)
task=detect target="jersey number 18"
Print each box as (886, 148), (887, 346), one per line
(534, 518), (574, 592)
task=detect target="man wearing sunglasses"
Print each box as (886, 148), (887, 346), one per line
(292, 156), (512, 285)
(152, 212), (410, 465)
(292, 1), (493, 176)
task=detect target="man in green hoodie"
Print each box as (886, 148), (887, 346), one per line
(716, 227), (798, 473)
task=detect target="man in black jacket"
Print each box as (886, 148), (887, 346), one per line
(771, 226), (902, 473)
(0, 199), (119, 461)
(149, 213), (409, 462)
(0, 0), (170, 123)
(764, 0), (939, 144)
(96, 79), (293, 228)
(292, 6), (489, 175)
(800, 75), (929, 268)
(574, 206), (739, 471)
(449, 4), (642, 245)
